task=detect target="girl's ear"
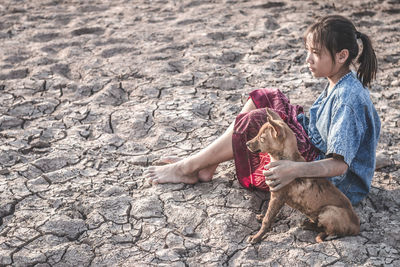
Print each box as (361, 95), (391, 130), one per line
(337, 49), (349, 64)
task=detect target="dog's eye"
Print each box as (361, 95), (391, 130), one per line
(260, 133), (267, 143)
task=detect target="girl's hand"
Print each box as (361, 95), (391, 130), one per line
(263, 160), (301, 191)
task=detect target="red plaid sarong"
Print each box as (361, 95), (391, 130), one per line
(232, 88), (320, 191)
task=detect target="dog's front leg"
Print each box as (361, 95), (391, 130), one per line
(256, 214), (264, 221)
(248, 195), (285, 244)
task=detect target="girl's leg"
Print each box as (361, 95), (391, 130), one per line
(143, 98), (257, 184)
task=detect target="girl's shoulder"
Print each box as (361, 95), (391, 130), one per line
(333, 72), (372, 106)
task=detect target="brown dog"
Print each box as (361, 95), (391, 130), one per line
(246, 108), (360, 243)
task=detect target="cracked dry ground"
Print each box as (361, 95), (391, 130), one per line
(0, 0), (399, 266)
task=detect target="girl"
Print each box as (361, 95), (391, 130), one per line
(144, 15), (381, 206)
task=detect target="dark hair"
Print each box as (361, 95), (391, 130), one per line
(304, 15), (378, 87)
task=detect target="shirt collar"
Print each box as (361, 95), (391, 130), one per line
(323, 71), (353, 98)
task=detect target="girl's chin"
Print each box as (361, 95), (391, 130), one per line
(309, 71), (321, 77)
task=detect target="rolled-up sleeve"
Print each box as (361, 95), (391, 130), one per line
(326, 104), (364, 167)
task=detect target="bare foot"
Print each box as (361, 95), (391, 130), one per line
(144, 160), (198, 184)
(144, 157), (218, 184)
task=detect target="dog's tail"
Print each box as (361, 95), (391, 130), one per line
(317, 205), (360, 237)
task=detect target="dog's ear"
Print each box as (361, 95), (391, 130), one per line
(268, 118), (286, 140)
(266, 108), (287, 139)
(266, 110), (273, 123)
(265, 108), (281, 121)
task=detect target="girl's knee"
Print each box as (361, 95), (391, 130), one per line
(240, 98), (257, 113)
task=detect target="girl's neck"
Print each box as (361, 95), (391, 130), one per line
(327, 67), (351, 92)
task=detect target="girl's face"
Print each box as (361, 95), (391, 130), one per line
(305, 34), (337, 79)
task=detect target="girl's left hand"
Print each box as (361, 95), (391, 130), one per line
(263, 160), (301, 191)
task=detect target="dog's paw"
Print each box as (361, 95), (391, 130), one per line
(247, 235), (261, 244)
(315, 232), (327, 243)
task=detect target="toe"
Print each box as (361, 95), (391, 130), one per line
(143, 171), (152, 178)
(143, 167), (155, 175)
(147, 166), (155, 171)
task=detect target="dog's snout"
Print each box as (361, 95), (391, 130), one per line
(246, 140), (261, 153)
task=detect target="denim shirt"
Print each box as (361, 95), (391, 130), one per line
(297, 72), (381, 205)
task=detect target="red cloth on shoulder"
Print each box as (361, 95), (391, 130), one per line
(232, 88), (320, 191)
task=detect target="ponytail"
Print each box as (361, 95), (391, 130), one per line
(356, 31), (378, 88)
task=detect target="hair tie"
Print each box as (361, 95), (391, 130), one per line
(355, 31), (362, 39)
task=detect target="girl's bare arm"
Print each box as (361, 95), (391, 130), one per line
(263, 155), (348, 191)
